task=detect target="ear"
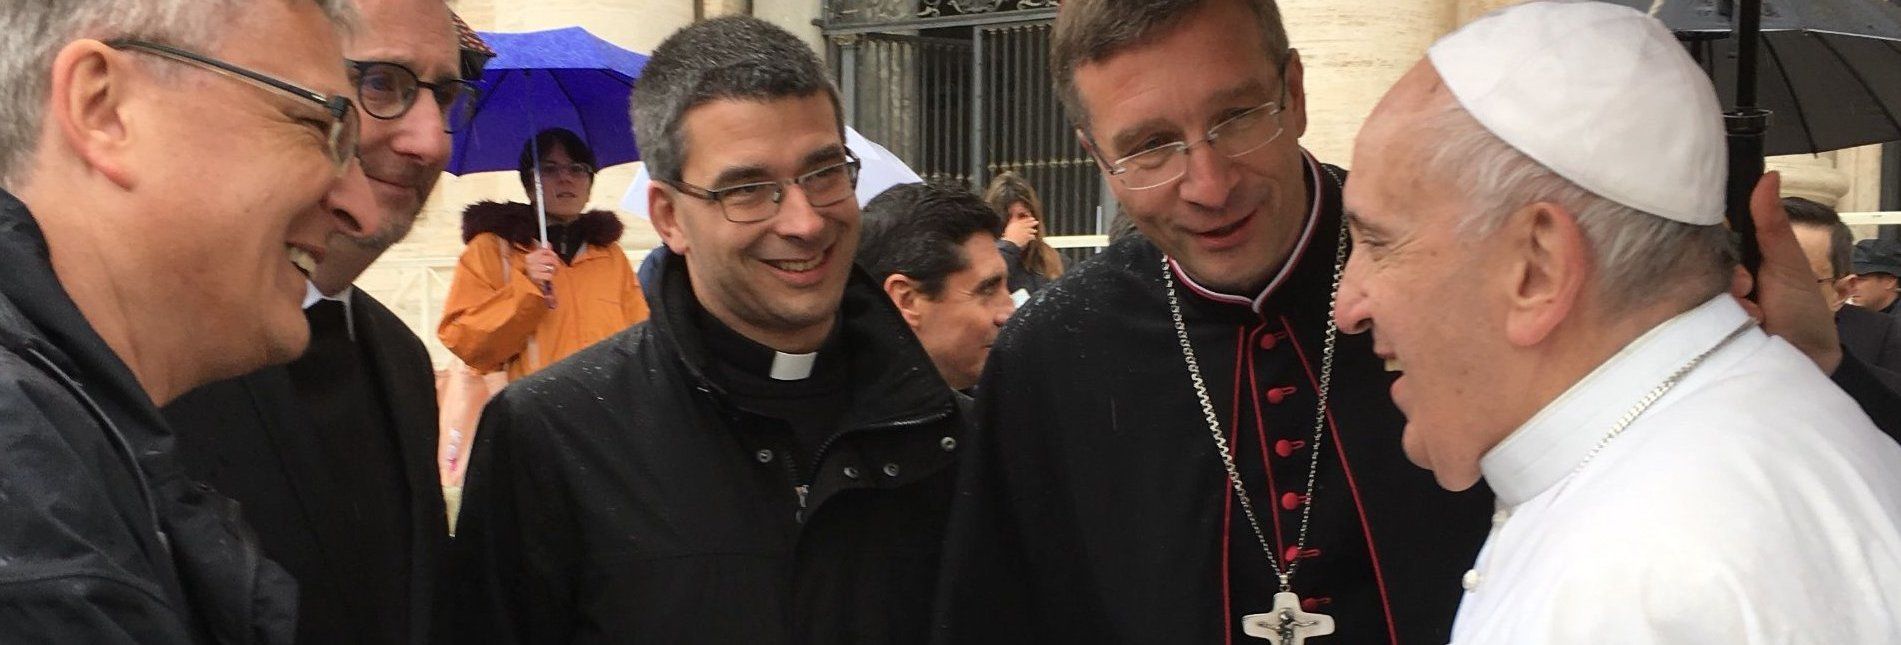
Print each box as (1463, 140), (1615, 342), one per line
(883, 273), (925, 330)
(649, 182), (689, 255)
(51, 40), (137, 188)
(1832, 274), (1856, 303)
(1280, 49), (1308, 140)
(1502, 202), (1589, 347)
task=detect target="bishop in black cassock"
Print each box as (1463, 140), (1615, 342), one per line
(935, 152), (1494, 644)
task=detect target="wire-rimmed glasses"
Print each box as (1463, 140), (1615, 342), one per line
(664, 151), (862, 224)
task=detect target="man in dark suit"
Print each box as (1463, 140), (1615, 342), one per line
(162, 1), (468, 642)
(1851, 238), (1901, 318)
(1788, 198), (1901, 434)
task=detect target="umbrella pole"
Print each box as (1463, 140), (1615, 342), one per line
(529, 132), (556, 309)
(1725, 0), (1769, 279)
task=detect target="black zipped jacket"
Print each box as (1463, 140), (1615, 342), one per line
(451, 250), (966, 644)
(0, 190), (295, 643)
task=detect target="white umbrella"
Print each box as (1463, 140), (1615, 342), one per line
(619, 127), (924, 217)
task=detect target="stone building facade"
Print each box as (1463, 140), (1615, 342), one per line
(369, 0), (1886, 367)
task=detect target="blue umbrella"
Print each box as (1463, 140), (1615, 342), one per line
(446, 26), (649, 176)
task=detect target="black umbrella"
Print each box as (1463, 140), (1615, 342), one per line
(1601, 0), (1901, 273)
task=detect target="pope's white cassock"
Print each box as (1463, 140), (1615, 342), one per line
(1432, 4), (1901, 643)
(1450, 295), (1901, 643)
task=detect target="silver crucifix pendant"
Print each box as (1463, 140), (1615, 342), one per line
(1242, 591), (1335, 644)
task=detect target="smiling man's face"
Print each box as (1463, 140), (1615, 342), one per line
(309, 0), (457, 294)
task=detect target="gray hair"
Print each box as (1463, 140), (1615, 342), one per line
(0, 0), (357, 186)
(630, 15), (841, 184)
(1051, 0), (1290, 133)
(1418, 101), (1736, 315)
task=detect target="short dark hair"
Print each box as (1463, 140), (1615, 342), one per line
(1051, 0), (1289, 132)
(858, 182), (1004, 298)
(630, 15), (843, 183)
(517, 127), (597, 196)
(1783, 196), (1853, 279)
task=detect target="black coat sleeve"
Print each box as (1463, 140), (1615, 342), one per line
(0, 362), (195, 644)
(450, 387), (582, 644)
(1833, 348), (1901, 444)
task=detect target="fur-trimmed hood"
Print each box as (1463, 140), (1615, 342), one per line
(460, 200), (624, 247)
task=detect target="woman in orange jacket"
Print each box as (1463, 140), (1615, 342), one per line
(439, 128), (649, 382)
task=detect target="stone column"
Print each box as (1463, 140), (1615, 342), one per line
(1282, 0), (1458, 164)
(1769, 153), (1852, 208)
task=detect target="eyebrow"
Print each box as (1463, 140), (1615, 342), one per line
(707, 143), (847, 188)
(1343, 211), (1388, 239)
(1104, 81), (1275, 157)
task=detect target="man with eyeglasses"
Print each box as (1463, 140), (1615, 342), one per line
(156, 1), (471, 644)
(939, 1), (1901, 644)
(449, 16), (969, 643)
(0, 0), (361, 641)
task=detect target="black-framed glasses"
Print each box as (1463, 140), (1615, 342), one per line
(106, 39), (359, 171)
(349, 60), (479, 133)
(665, 151), (862, 224)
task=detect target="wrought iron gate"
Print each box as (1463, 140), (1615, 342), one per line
(825, 1), (1114, 262)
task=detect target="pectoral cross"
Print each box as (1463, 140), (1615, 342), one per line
(1242, 592), (1334, 644)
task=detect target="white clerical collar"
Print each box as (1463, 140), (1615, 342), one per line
(769, 351), (818, 381)
(1167, 148), (1325, 314)
(301, 280), (356, 340)
(1481, 295), (1755, 507)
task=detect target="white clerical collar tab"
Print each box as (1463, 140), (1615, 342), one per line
(769, 351), (818, 381)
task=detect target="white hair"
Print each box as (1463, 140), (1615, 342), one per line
(1416, 99), (1736, 315)
(0, 0), (358, 186)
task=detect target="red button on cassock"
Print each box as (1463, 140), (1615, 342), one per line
(1274, 439), (1306, 458)
(1257, 331), (1286, 351)
(1280, 492), (1306, 510)
(1266, 386), (1298, 405)
(1301, 597), (1332, 612)
(1283, 546), (1322, 562)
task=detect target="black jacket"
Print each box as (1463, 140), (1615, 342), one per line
(0, 189), (295, 643)
(162, 289), (449, 644)
(451, 250), (966, 644)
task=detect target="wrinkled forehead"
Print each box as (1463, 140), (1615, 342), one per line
(346, 0), (458, 79)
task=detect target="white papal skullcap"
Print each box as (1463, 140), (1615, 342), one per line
(1427, 0), (1725, 226)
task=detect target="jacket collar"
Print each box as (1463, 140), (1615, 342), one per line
(459, 200), (624, 248)
(1481, 295), (1757, 507)
(648, 247), (955, 429)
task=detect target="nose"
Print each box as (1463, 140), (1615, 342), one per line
(322, 159), (379, 239)
(1176, 143), (1238, 210)
(770, 184), (829, 240)
(993, 292), (1016, 326)
(389, 94), (453, 169)
(1332, 246), (1372, 335)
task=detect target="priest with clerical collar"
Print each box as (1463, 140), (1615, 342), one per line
(1333, 2), (1901, 642)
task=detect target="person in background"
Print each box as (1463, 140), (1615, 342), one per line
(0, 0), (358, 638)
(1334, 4), (1901, 640)
(439, 127), (649, 382)
(161, 3), (469, 642)
(984, 171), (1066, 297)
(1787, 197), (1901, 383)
(1851, 237), (1901, 317)
(450, 16), (969, 643)
(858, 182), (1016, 392)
